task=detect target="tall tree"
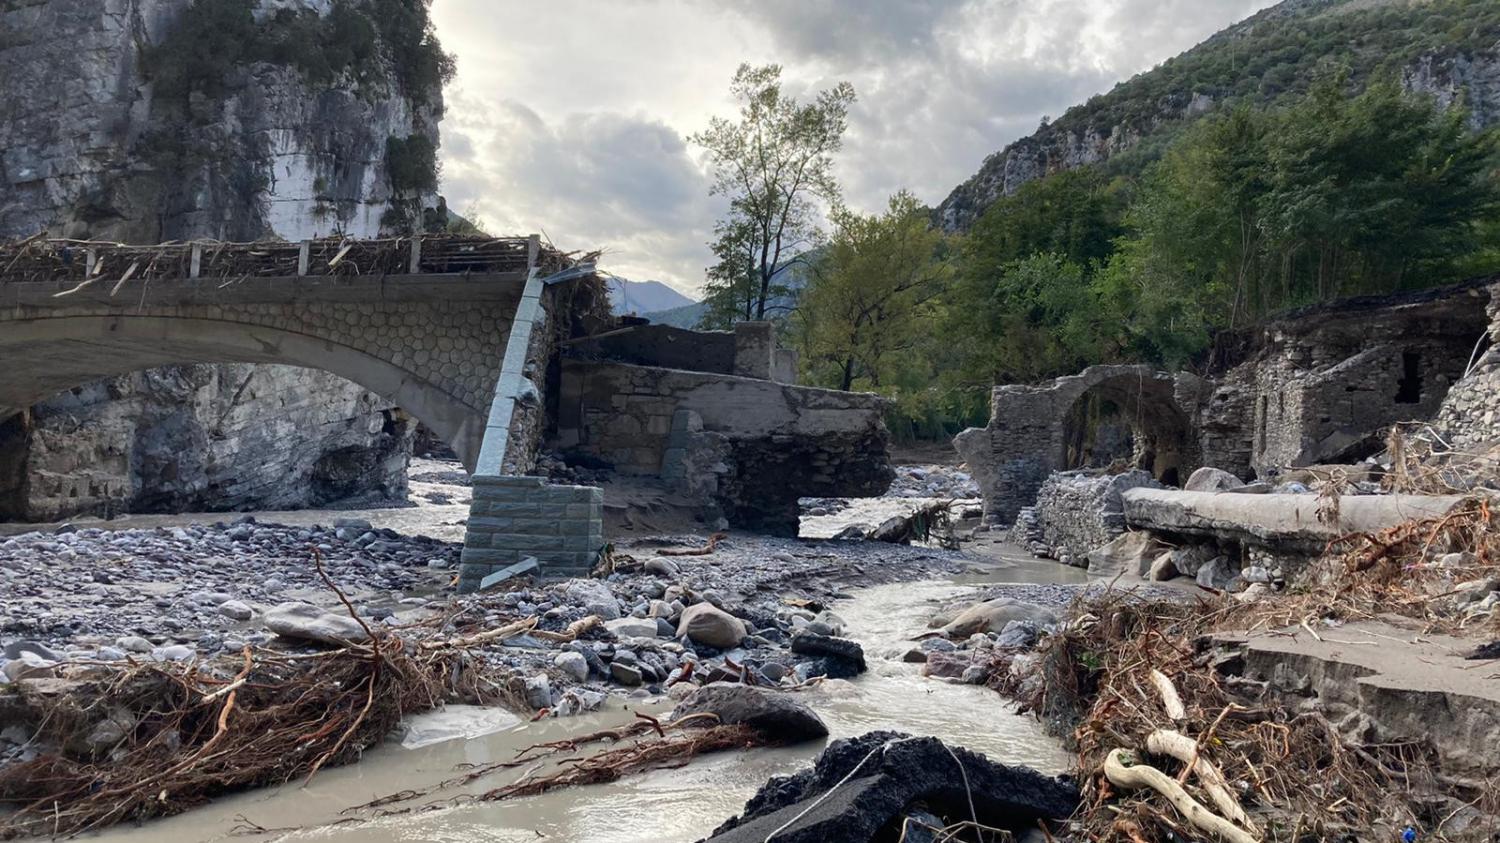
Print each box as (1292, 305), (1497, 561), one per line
(796, 191), (952, 391)
(692, 64), (856, 325)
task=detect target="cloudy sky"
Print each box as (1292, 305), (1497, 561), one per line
(431, 0), (1274, 296)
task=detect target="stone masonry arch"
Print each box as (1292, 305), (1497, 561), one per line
(955, 364), (1208, 525)
(0, 315), (487, 469)
(1059, 369), (1195, 485)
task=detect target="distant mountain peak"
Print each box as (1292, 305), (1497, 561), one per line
(606, 277), (697, 316)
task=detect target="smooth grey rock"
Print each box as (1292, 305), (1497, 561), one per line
(524, 673), (552, 709)
(941, 599), (1056, 638)
(1184, 467), (1245, 493)
(606, 617), (659, 639)
(264, 602), (370, 645)
(116, 636), (153, 653)
(677, 602), (747, 649)
(218, 600), (253, 621)
(554, 651), (589, 682)
(610, 661), (643, 686)
(2, 640), (61, 662)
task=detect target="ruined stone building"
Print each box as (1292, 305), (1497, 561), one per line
(960, 276), (1499, 526)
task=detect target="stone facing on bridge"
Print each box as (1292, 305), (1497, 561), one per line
(458, 475), (605, 591)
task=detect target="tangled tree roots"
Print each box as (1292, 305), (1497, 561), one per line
(988, 589), (1495, 840)
(0, 636), (522, 840)
(0, 555), (535, 840)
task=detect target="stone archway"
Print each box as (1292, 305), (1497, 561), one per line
(0, 316), (487, 470)
(1059, 371), (1195, 486)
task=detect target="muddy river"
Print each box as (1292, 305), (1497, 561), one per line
(36, 462), (1081, 842)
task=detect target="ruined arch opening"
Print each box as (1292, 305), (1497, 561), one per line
(1061, 374), (1193, 486)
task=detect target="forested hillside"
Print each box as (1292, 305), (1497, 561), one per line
(785, 0), (1500, 441)
(935, 0), (1500, 231)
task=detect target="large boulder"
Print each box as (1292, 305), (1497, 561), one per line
(264, 602), (370, 645)
(1085, 531), (1163, 578)
(941, 599), (1056, 639)
(705, 731), (1079, 842)
(561, 580), (622, 620)
(1183, 467), (1245, 493)
(677, 602), (747, 649)
(669, 683), (828, 742)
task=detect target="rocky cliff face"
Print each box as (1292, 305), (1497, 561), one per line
(0, 364), (415, 521)
(935, 0), (1500, 231)
(0, 0), (448, 520)
(0, 0), (443, 240)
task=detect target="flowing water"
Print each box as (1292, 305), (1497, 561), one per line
(41, 463), (1083, 842)
(87, 555), (1081, 843)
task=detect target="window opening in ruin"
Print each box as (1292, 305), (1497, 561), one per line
(1395, 351), (1423, 404)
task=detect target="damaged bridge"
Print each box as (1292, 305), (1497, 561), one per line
(0, 235), (896, 591)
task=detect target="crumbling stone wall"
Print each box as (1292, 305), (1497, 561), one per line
(0, 364), (412, 521)
(556, 359), (893, 533)
(1025, 469), (1161, 564)
(1431, 281), (1500, 450)
(954, 365), (1204, 526)
(1225, 281), (1491, 473)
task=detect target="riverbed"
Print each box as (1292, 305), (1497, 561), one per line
(85, 557), (1080, 843)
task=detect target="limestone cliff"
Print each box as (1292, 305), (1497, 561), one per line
(0, 0), (447, 240)
(0, 365), (415, 521)
(0, 0), (450, 520)
(936, 0), (1500, 231)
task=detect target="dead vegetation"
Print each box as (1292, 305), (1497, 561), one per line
(0, 556), (547, 839)
(990, 495), (1500, 841)
(0, 233), (583, 287)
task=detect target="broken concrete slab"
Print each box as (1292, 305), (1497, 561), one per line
(1122, 488), (1466, 552)
(1219, 620), (1500, 779)
(478, 557), (539, 590)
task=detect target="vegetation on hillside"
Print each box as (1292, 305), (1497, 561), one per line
(144, 0), (453, 105)
(790, 76), (1500, 440)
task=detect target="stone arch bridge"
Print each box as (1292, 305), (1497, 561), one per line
(0, 235), (598, 476)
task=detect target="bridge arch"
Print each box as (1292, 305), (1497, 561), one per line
(1058, 369), (1194, 485)
(0, 316), (485, 470)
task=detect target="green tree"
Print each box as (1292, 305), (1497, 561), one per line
(692, 64), (856, 324)
(796, 191), (952, 391)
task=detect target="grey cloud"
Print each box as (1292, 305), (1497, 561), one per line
(441, 93), (714, 289)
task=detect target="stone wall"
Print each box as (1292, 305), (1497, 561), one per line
(954, 365), (1204, 526)
(556, 360), (893, 533)
(1224, 280), (1491, 474)
(0, 364), (412, 521)
(459, 475), (604, 590)
(1026, 470), (1160, 564)
(569, 324), (738, 376)
(1430, 282), (1500, 450)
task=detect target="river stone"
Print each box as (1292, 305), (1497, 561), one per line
(790, 633), (867, 678)
(3, 653), (57, 681)
(524, 673), (552, 708)
(116, 636), (153, 653)
(264, 602), (370, 645)
(669, 683), (827, 742)
(606, 617), (659, 639)
(644, 557), (680, 577)
(1184, 466), (1245, 493)
(941, 599), (1056, 639)
(704, 731), (1079, 842)
(677, 603), (747, 649)
(554, 651), (589, 682)
(562, 580), (622, 620)
(218, 600), (254, 621)
(610, 661), (643, 685)
(1086, 531), (1162, 578)
(2, 640), (61, 662)
(1196, 556), (1238, 590)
